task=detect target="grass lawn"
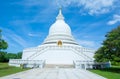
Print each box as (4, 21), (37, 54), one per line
(0, 63), (29, 77)
(89, 66), (120, 79)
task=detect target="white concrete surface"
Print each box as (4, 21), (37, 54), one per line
(0, 68), (106, 79)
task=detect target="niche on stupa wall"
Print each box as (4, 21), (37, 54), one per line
(57, 40), (62, 47)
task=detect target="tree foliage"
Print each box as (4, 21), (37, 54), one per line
(0, 29), (8, 50)
(0, 51), (7, 62)
(94, 26), (120, 65)
(0, 52), (22, 62)
(0, 29), (8, 62)
(5, 52), (22, 61)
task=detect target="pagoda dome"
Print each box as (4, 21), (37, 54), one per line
(49, 9), (71, 36)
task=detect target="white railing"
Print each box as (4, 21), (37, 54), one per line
(93, 61), (111, 69)
(9, 59), (45, 68)
(73, 60), (94, 69)
(27, 46), (49, 59)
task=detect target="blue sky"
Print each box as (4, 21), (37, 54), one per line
(0, 0), (120, 53)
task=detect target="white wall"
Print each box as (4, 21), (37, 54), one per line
(30, 49), (88, 65)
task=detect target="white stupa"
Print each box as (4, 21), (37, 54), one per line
(9, 8), (95, 69)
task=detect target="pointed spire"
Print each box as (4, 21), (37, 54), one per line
(56, 7), (64, 20)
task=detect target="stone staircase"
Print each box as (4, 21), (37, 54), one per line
(45, 64), (74, 68)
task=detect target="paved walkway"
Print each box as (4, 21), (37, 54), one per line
(0, 68), (106, 79)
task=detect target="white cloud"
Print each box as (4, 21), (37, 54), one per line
(9, 20), (28, 27)
(11, 34), (28, 48)
(76, 39), (97, 49)
(107, 14), (120, 25)
(56, 0), (115, 15)
(13, 0), (48, 7)
(2, 28), (29, 48)
(28, 33), (43, 37)
(14, 0), (117, 15)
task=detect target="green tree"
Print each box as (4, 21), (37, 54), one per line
(5, 53), (17, 61)
(16, 52), (22, 59)
(3, 52), (22, 62)
(0, 51), (7, 62)
(94, 26), (120, 65)
(0, 29), (8, 50)
(0, 29), (8, 62)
